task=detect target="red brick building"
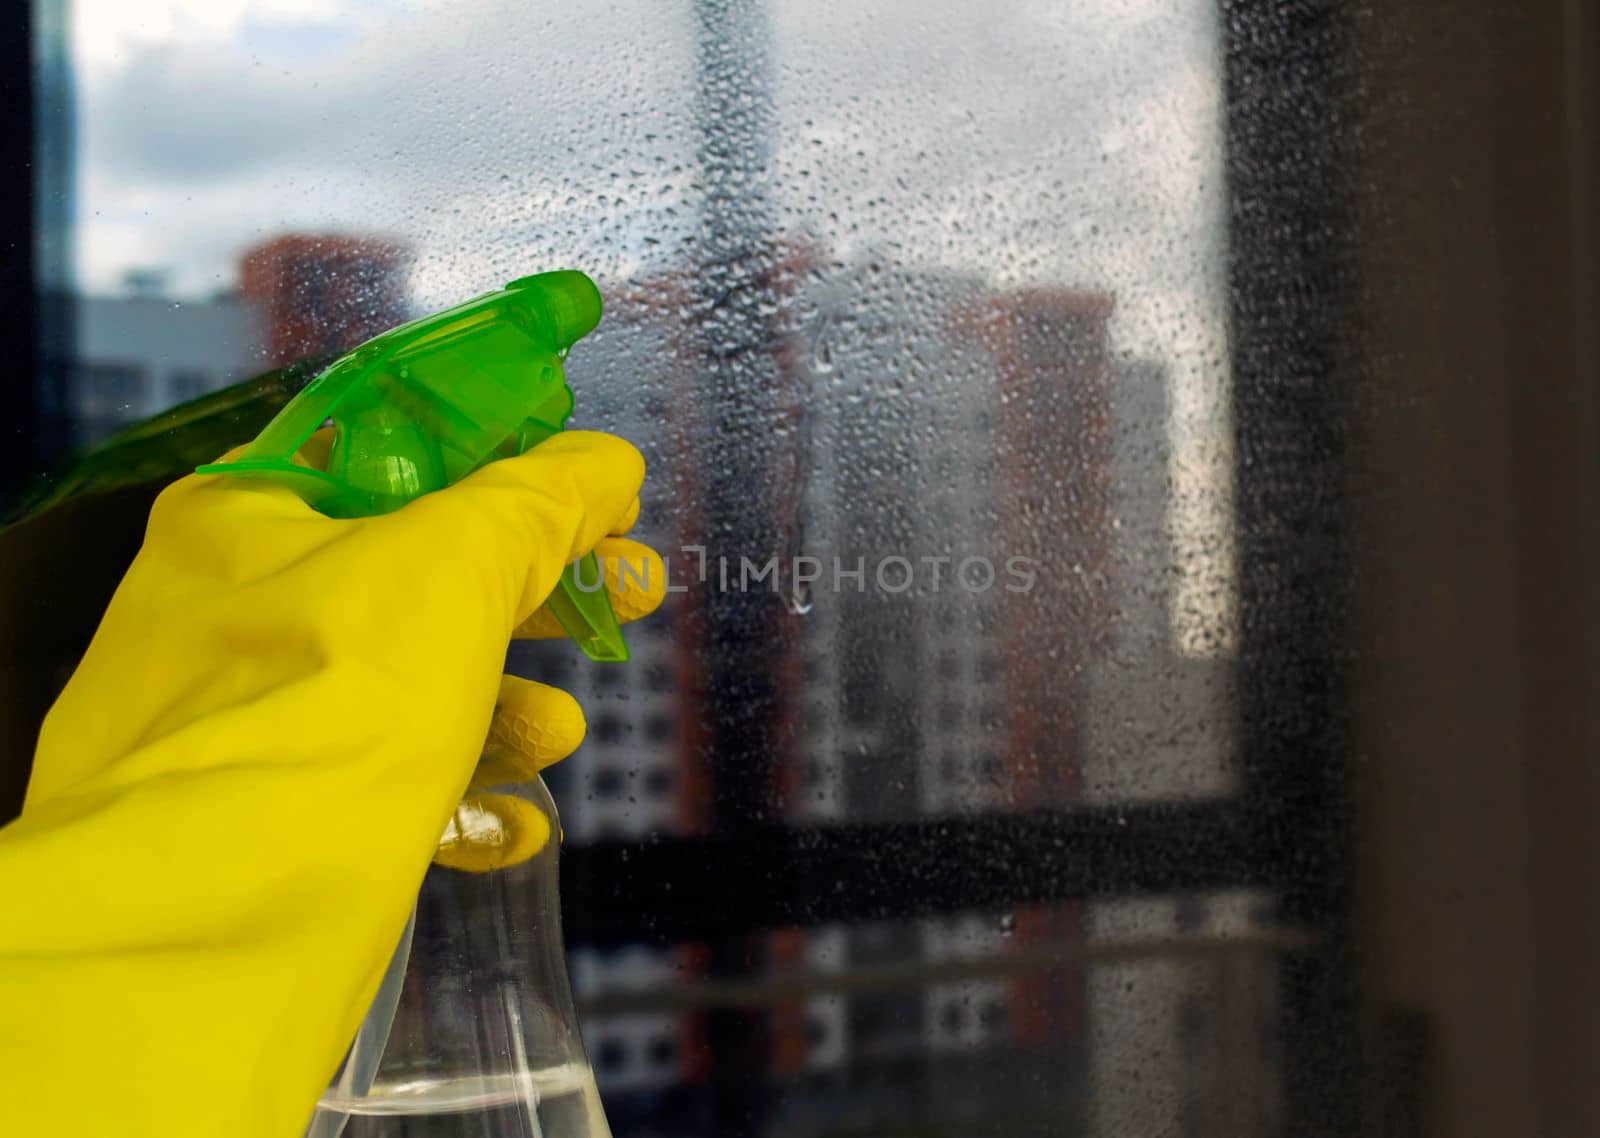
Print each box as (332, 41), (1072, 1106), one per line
(238, 234), (410, 367)
(960, 286), (1116, 1052)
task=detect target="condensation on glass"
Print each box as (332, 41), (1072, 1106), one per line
(62, 0), (1255, 1133)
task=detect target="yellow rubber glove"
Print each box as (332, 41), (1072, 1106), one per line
(434, 541), (666, 874)
(0, 431), (660, 1138)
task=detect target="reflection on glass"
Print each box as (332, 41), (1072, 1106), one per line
(564, 894), (1285, 1138)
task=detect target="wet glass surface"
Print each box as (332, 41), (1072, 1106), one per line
(10, 1), (1383, 1135)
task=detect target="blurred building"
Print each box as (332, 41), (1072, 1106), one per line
(549, 258), (1128, 1112)
(64, 234), (413, 445)
(533, 281), (709, 1096)
(1083, 358), (1237, 802)
(1075, 357), (1253, 1137)
(238, 234), (410, 367)
(71, 284), (264, 442)
(980, 287), (1116, 1059)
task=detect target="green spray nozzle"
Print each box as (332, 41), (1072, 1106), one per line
(198, 270), (628, 663)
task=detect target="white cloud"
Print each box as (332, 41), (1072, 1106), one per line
(71, 0), (372, 67)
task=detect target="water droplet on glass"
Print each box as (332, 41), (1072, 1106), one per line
(813, 334), (834, 374)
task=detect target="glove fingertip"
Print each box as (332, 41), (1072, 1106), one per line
(597, 539), (667, 622)
(491, 675), (587, 769)
(612, 496), (642, 536)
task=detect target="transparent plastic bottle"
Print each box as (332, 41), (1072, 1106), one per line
(307, 771), (611, 1138)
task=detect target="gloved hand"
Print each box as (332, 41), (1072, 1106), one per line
(435, 549), (665, 874)
(0, 431), (663, 1138)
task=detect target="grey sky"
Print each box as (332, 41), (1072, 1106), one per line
(74, 0), (1220, 327)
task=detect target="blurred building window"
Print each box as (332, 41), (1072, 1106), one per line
(166, 368), (209, 404)
(76, 361), (142, 413)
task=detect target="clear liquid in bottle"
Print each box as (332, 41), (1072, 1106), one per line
(307, 772), (612, 1138)
(311, 1064), (612, 1138)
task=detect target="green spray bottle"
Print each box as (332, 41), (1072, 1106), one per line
(200, 268), (628, 661)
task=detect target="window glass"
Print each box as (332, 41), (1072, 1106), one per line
(53, 0), (1250, 1132)
(165, 367), (212, 404)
